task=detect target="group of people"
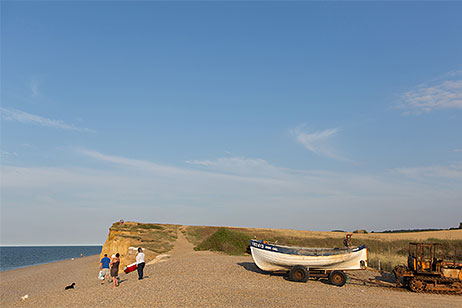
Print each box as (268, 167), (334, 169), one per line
(99, 248), (145, 288)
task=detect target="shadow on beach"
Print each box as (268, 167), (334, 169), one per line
(374, 271), (396, 283)
(237, 262), (332, 284)
(237, 262), (286, 278)
(237, 262), (398, 288)
(118, 278), (128, 284)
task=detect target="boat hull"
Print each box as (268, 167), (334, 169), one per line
(250, 240), (367, 272)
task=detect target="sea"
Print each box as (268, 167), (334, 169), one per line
(0, 246), (102, 272)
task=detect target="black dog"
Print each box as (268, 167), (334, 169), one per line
(64, 283), (75, 290)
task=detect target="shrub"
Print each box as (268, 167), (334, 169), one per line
(195, 228), (251, 255)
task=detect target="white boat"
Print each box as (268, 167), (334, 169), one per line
(250, 239), (368, 272)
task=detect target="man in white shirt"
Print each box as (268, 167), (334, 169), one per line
(136, 247), (145, 280)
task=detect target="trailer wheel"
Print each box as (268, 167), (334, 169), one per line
(289, 265), (309, 283)
(329, 271), (346, 287)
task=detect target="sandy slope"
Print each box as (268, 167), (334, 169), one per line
(1, 230), (460, 308)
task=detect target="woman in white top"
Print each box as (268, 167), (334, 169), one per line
(136, 247), (145, 280)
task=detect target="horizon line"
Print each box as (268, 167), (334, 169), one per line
(0, 244), (103, 247)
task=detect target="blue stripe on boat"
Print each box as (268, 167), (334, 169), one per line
(250, 240), (366, 256)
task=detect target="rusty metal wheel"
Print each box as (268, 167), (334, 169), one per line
(289, 265), (309, 283)
(329, 271), (347, 287)
(409, 278), (426, 292)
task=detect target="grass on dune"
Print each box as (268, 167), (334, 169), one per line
(195, 228), (251, 255)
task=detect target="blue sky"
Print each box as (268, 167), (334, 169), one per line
(1, 2), (461, 245)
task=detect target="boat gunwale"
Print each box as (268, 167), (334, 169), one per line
(250, 239), (367, 257)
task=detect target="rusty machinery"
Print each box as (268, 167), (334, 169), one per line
(393, 243), (462, 294)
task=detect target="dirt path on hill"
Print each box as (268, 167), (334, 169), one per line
(169, 227), (195, 257)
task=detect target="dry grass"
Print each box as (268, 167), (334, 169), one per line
(368, 252), (407, 272)
(350, 229), (462, 241)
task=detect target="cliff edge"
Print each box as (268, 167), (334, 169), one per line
(99, 221), (180, 272)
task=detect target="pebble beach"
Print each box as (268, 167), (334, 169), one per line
(1, 232), (460, 308)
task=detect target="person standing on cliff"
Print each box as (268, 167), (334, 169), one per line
(136, 247), (145, 280)
(100, 254), (111, 284)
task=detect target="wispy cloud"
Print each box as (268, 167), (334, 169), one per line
(0, 107), (93, 132)
(290, 125), (346, 160)
(2, 149), (462, 244)
(78, 149), (288, 186)
(185, 160), (215, 166)
(392, 162), (462, 179)
(8, 148), (445, 200)
(78, 149), (186, 174)
(0, 150), (18, 160)
(30, 79), (40, 97)
(397, 70), (462, 115)
(186, 156), (286, 178)
(453, 149), (462, 153)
